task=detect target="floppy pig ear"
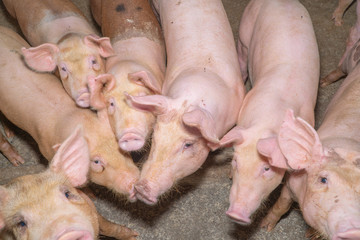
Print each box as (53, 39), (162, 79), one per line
(182, 107), (219, 146)
(0, 186), (7, 230)
(128, 70), (162, 94)
(257, 137), (288, 169)
(88, 73), (116, 110)
(21, 44), (59, 72)
(219, 126), (245, 147)
(50, 125), (90, 187)
(84, 35), (115, 57)
(277, 109), (323, 170)
(125, 93), (168, 115)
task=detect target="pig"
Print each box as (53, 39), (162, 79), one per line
(2, 0), (115, 108)
(215, 0), (319, 225)
(88, 0), (165, 152)
(261, 5), (360, 239)
(321, 0), (360, 87)
(125, 0), (245, 205)
(0, 126), (138, 240)
(332, 0), (354, 26)
(0, 26), (140, 201)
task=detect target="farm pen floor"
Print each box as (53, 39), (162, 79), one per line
(0, 0), (355, 239)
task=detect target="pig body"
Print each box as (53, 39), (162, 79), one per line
(127, 0), (245, 205)
(261, 8), (360, 239)
(0, 26), (139, 201)
(218, 0), (319, 225)
(89, 0), (165, 152)
(2, 0), (114, 108)
(0, 127), (137, 240)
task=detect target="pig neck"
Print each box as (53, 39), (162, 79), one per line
(106, 39), (165, 84)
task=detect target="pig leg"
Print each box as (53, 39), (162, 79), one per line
(98, 214), (138, 240)
(0, 133), (24, 166)
(332, 0), (354, 26)
(260, 186), (293, 232)
(0, 113), (14, 138)
(320, 67), (346, 87)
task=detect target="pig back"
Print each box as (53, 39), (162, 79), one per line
(100, 0), (163, 44)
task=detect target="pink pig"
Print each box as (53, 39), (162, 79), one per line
(2, 0), (115, 108)
(216, 0), (319, 225)
(0, 26), (139, 201)
(126, 0), (245, 205)
(89, 0), (165, 151)
(0, 127), (138, 240)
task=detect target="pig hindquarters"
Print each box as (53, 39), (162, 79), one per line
(0, 26), (139, 201)
(2, 0), (114, 108)
(0, 127), (137, 240)
(89, 0), (165, 152)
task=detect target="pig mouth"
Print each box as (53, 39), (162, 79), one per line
(226, 210), (252, 225)
(75, 90), (90, 108)
(57, 230), (93, 240)
(134, 184), (158, 205)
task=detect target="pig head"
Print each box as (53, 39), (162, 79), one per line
(265, 110), (360, 240)
(21, 34), (114, 108)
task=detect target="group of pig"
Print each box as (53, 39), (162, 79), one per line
(0, 0), (359, 239)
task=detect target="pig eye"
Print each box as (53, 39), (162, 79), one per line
(183, 142), (194, 150)
(91, 158), (105, 173)
(17, 220), (27, 228)
(59, 63), (69, 79)
(107, 98), (116, 115)
(264, 166), (270, 171)
(319, 177), (328, 184)
(89, 56), (100, 71)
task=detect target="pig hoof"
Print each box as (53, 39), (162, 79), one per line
(226, 211), (251, 225)
(118, 133), (145, 152)
(76, 92), (90, 108)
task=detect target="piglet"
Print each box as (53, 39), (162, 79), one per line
(126, 0), (245, 205)
(0, 126), (138, 240)
(216, 0), (319, 225)
(0, 26), (139, 201)
(2, 0), (115, 108)
(89, 0), (165, 152)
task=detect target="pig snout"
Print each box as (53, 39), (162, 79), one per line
(226, 206), (252, 225)
(334, 228), (360, 240)
(134, 180), (160, 205)
(57, 230), (93, 240)
(118, 130), (145, 152)
(75, 88), (90, 108)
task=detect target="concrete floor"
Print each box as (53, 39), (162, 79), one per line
(0, 0), (356, 239)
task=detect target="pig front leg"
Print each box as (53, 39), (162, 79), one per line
(0, 132), (24, 166)
(332, 0), (354, 26)
(98, 214), (138, 240)
(260, 185), (293, 232)
(320, 67), (346, 87)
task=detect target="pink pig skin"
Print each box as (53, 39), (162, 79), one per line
(262, 4), (360, 236)
(218, 0), (319, 225)
(0, 127), (138, 240)
(89, 0), (165, 152)
(332, 0), (354, 26)
(126, 0), (245, 205)
(0, 27), (139, 201)
(2, 0), (115, 108)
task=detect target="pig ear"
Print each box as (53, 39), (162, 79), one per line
(50, 126), (90, 187)
(21, 44), (59, 72)
(84, 35), (115, 58)
(219, 126), (245, 147)
(182, 107), (219, 145)
(257, 137), (289, 169)
(277, 109), (324, 170)
(128, 71), (162, 94)
(89, 73), (116, 109)
(0, 186), (7, 230)
(125, 93), (168, 115)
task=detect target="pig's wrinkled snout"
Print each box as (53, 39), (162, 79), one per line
(134, 180), (158, 205)
(226, 209), (252, 225)
(75, 90), (90, 108)
(57, 230), (93, 240)
(334, 228), (360, 240)
(118, 132), (145, 152)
